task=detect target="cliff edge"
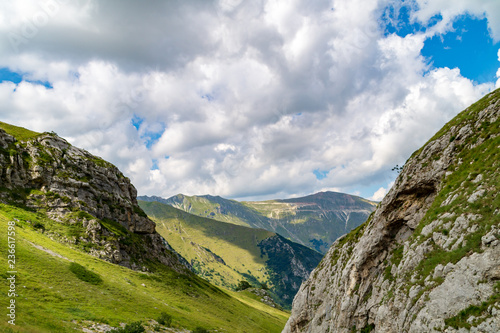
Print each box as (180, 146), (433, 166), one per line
(284, 89), (500, 333)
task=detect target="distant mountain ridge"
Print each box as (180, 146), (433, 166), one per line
(138, 200), (323, 308)
(139, 191), (377, 253)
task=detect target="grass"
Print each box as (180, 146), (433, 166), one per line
(360, 323), (375, 333)
(0, 121), (40, 142)
(156, 312), (172, 326)
(410, 88), (500, 160)
(0, 203), (289, 333)
(327, 216), (370, 269)
(140, 200), (323, 309)
(140, 200), (274, 292)
(167, 194), (252, 227)
(108, 321), (145, 333)
(322, 89), (500, 323)
(69, 262), (103, 285)
(444, 283), (500, 329)
(244, 197), (375, 252)
(383, 245), (403, 282)
(157, 193), (376, 255)
(242, 201), (299, 220)
(406, 97), (500, 286)
(89, 156), (115, 170)
(368, 88), (500, 319)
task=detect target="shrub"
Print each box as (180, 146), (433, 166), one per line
(133, 205), (148, 218)
(32, 222), (45, 231)
(236, 280), (251, 291)
(192, 327), (209, 333)
(360, 323), (375, 333)
(157, 312), (172, 326)
(69, 263), (102, 285)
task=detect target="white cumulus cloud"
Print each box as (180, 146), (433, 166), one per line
(0, 0), (498, 201)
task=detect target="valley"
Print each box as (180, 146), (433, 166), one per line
(139, 200), (324, 308)
(0, 122), (290, 332)
(1, 89), (498, 333)
(140, 191), (376, 254)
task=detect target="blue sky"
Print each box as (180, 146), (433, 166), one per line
(0, 67), (53, 88)
(421, 15), (500, 84)
(382, 5), (500, 84)
(0, 0), (498, 201)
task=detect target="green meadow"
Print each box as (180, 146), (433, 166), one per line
(0, 203), (289, 333)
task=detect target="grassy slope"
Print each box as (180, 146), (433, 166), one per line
(139, 201), (275, 290)
(153, 193), (376, 254)
(164, 194), (256, 227)
(0, 203), (289, 333)
(0, 121), (40, 141)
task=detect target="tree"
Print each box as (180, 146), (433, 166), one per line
(157, 312), (172, 326)
(391, 165), (403, 173)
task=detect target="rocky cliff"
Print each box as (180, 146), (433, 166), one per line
(0, 123), (188, 273)
(259, 234), (324, 306)
(284, 89), (500, 333)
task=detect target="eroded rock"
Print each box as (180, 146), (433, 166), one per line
(284, 89), (500, 333)
(0, 129), (189, 273)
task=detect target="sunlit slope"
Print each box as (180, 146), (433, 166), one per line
(0, 121), (40, 141)
(140, 200), (274, 289)
(140, 192), (377, 253)
(0, 203), (289, 333)
(139, 200), (323, 308)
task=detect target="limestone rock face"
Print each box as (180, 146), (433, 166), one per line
(0, 132), (154, 233)
(0, 129), (189, 273)
(284, 90), (500, 332)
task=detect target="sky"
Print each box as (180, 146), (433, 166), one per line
(0, 0), (499, 202)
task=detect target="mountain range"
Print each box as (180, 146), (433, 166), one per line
(139, 191), (377, 254)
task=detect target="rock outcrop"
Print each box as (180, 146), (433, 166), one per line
(0, 126), (189, 273)
(259, 234), (324, 305)
(284, 89), (500, 332)
(0, 132), (154, 232)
